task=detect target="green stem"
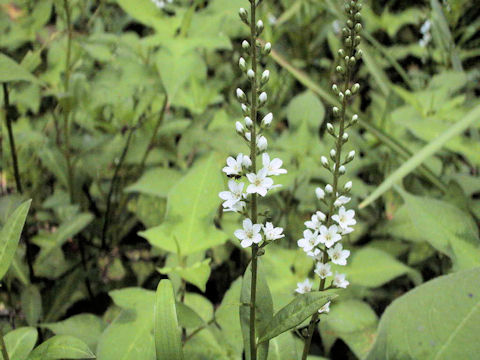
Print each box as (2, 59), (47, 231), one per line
(0, 328), (9, 360)
(301, 17), (356, 360)
(2, 83), (22, 193)
(249, 1), (259, 359)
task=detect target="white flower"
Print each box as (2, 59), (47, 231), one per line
(318, 225), (342, 248)
(344, 181), (352, 191)
(247, 69), (255, 79)
(325, 184), (333, 193)
(222, 153), (246, 176)
(257, 136), (268, 151)
(235, 121), (244, 134)
(305, 211), (326, 231)
(224, 201), (246, 213)
(246, 168), (273, 196)
(318, 301), (331, 314)
(261, 70), (270, 84)
(315, 187), (325, 200)
(239, 57), (246, 70)
(261, 112), (273, 127)
(333, 272), (349, 288)
(297, 229), (320, 252)
(151, 0), (166, 9)
(259, 92), (267, 103)
(234, 218), (262, 248)
(262, 153), (286, 176)
(219, 180), (245, 209)
(307, 248), (322, 260)
(264, 42), (271, 52)
(420, 19), (431, 35)
(327, 243), (350, 266)
(242, 155), (252, 168)
(242, 40), (250, 50)
(334, 195), (351, 207)
(295, 278), (313, 294)
(314, 262), (332, 279)
(236, 88), (246, 101)
(321, 156), (329, 167)
(263, 222), (284, 241)
(332, 207), (356, 234)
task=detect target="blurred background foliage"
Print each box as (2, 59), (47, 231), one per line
(0, 0), (479, 359)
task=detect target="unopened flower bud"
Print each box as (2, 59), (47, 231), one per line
(326, 122), (335, 135)
(345, 89), (352, 97)
(257, 136), (268, 151)
(247, 69), (255, 79)
(259, 92), (267, 105)
(325, 184), (333, 193)
(239, 57), (246, 71)
(241, 104), (249, 116)
(261, 112), (273, 127)
(354, 35), (361, 45)
(330, 149), (336, 160)
(256, 20), (264, 34)
(242, 40), (250, 51)
(236, 88), (247, 103)
(355, 23), (363, 33)
(315, 187), (325, 200)
(244, 116), (253, 128)
(242, 155), (252, 168)
(336, 65), (344, 73)
(349, 56), (356, 66)
(344, 181), (352, 191)
(263, 42), (272, 54)
(321, 156), (329, 169)
(351, 83), (360, 94)
(239, 8), (248, 24)
(342, 132), (349, 142)
(236, 121), (244, 133)
(338, 92), (344, 101)
(332, 107), (340, 117)
(350, 114), (358, 125)
(332, 84), (339, 94)
(356, 49), (363, 59)
(347, 20), (354, 28)
(338, 48), (345, 57)
(339, 165), (346, 175)
(261, 70), (270, 84)
(345, 150), (355, 163)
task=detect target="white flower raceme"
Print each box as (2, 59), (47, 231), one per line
(246, 168), (273, 196)
(314, 262), (332, 279)
(318, 225), (342, 248)
(234, 218), (262, 248)
(223, 153), (250, 176)
(327, 243), (350, 266)
(333, 272), (349, 288)
(263, 222), (284, 241)
(295, 279), (313, 294)
(332, 206), (356, 234)
(218, 180), (245, 210)
(305, 211), (326, 231)
(262, 153), (287, 176)
(318, 301), (331, 314)
(297, 229), (320, 252)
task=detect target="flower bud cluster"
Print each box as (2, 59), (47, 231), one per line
(219, 5), (286, 250)
(296, 0), (363, 312)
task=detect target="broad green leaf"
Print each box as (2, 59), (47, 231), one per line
(124, 168), (182, 197)
(154, 280), (184, 360)
(267, 332), (300, 360)
(286, 90), (325, 129)
(0, 199), (31, 280)
(339, 247), (422, 287)
(96, 311), (155, 360)
(176, 302), (205, 329)
(367, 267), (480, 360)
(240, 261), (273, 360)
(28, 335), (95, 359)
(21, 285), (42, 326)
(41, 314), (106, 351)
(140, 153), (227, 255)
(319, 300), (378, 359)
(4, 327), (38, 360)
(0, 53), (37, 83)
(258, 291), (337, 343)
(159, 258), (211, 292)
(360, 104), (480, 208)
(109, 287), (155, 315)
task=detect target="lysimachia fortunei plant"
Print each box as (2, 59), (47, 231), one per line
(219, 1), (286, 359)
(297, 0), (363, 358)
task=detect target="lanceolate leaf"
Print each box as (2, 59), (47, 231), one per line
(154, 280), (184, 360)
(258, 291), (337, 343)
(367, 267), (480, 360)
(0, 199), (31, 280)
(4, 327), (38, 360)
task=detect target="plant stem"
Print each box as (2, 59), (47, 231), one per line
(2, 83), (22, 193)
(0, 328), (9, 360)
(300, 19), (356, 360)
(249, 1), (258, 359)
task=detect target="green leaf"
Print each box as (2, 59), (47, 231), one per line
(21, 285), (43, 326)
(176, 302), (205, 329)
(96, 311), (155, 360)
(286, 90), (325, 129)
(319, 300), (378, 359)
(3, 327), (38, 360)
(258, 291), (337, 343)
(367, 267), (480, 360)
(240, 261), (273, 360)
(154, 280), (184, 360)
(140, 153), (227, 255)
(124, 168), (182, 197)
(28, 335), (95, 359)
(360, 104), (480, 208)
(41, 314), (106, 351)
(0, 199), (31, 280)
(0, 53), (37, 83)
(159, 258), (211, 292)
(340, 247), (422, 288)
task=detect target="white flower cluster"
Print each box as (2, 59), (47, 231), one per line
(219, 9), (286, 249)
